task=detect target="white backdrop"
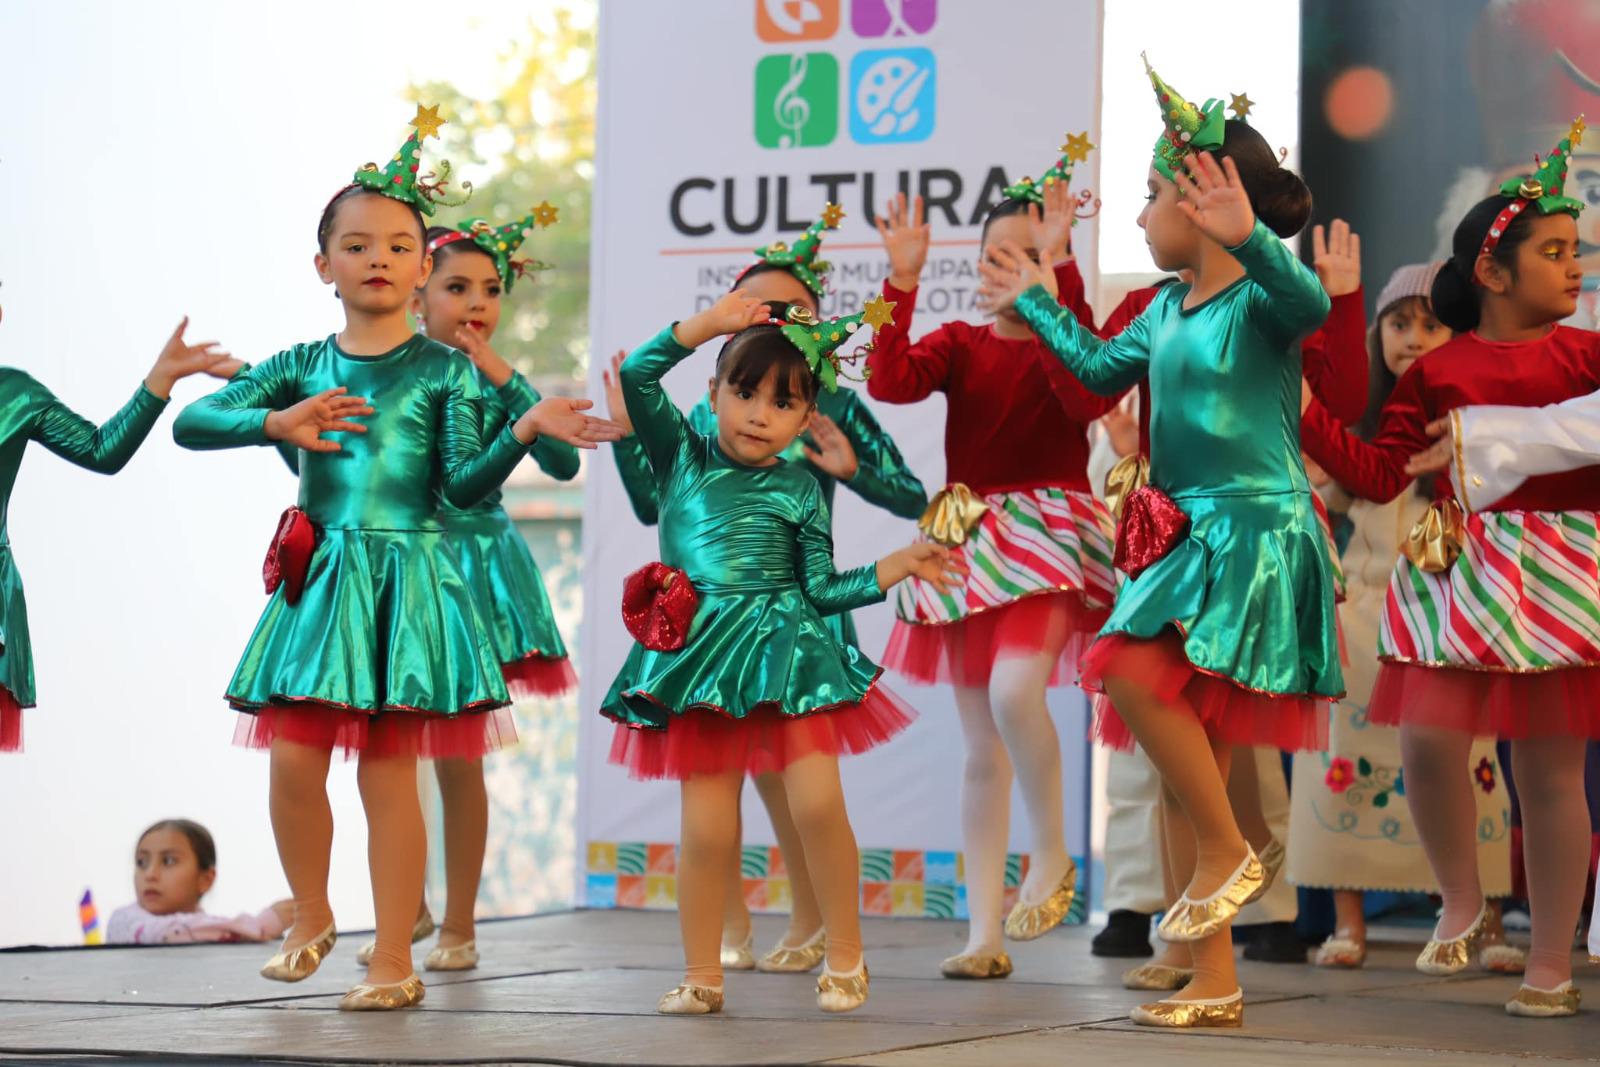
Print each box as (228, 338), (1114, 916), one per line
(579, 0), (1104, 911)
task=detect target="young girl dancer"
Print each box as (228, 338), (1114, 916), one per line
(978, 60), (1340, 1027)
(1288, 263), (1517, 972)
(868, 139), (1121, 979)
(603, 289), (956, 1016)
(605, 206), (927, 974)
(0, 314), (227, 753)
(1303, 118), (1595, 1017)
(174, 108), (621, 1011)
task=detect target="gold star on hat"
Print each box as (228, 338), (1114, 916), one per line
(1570, 115), (1587, 148)
(862, 294), (896, 331)
(1229, 92), (1254, 120)
(1060, 131), (1095, 164)
(532, 200), (560, 227)
(820, 202), (846, 228)
(410, 103), (446, 141)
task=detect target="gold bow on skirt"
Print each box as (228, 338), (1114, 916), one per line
(918, 483), (989, 547)
(1401, 499), (1466, 574)
(1104, 454), (1150, 523)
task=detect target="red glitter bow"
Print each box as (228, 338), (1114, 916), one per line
(622, 563), (699, 651)
(1113, 487), (1189, 579)
(264, 507), (318, 605)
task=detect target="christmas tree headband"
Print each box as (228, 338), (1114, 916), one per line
(1144, 53), (1253, 182)
(426, 202), (560, 290)
(737, 203), (845, 298)
(1480, 115), (1587, 258)
(333, 104), (472, 219)
(762, 295), (896, 393)
(1002, 131), (1101, 224)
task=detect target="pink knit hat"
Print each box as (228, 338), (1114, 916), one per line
(1374, 261), (1445, 319)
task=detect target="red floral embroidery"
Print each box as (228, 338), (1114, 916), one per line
(1325, 756), (1355, 794)
(1475, 756), (1497, 794)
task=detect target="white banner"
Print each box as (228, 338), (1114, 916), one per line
(580, 0), (1104, 920)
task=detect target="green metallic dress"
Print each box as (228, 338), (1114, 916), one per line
(0, 371), (168, 739)
(602, 327), (914, 778)
(1014, 221), (1342, 746)
(611, 387), (926, 648)
(174, 335), (530, 720)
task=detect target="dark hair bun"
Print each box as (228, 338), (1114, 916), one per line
(1254, 166), (1313, 239)
(1429, 255), (1480, 333)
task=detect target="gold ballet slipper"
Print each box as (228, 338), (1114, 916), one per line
(260, 923), (337, 982)
(720, 933), (755, 971)
(657, 983), (724, 1015)
(338, 973), (425, 1012)
(1505, 982), (1580, 1018)
(1004, 859), (1077, 942)
(940, 951), (1014, 979)
(1401, 499), (1466, 573)
(423, 939), (479, 972)
(355, 910), (435, 966)
(1157, 849), (1264, 943)
(1130, 990), (1244, 1029)
(817, 961), (869, 1013)
(1122, 963), (1194, 991)
(756, 929), (826, 973)
(1416, 904), (1489, 976)
(1105, 454), (1150, 522)
(1242, 838), (1285, 906)
(919, 483), (989, 547)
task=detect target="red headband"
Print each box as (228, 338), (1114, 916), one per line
(1479, 198), (1530, 259)
(426, 230), (474, 257)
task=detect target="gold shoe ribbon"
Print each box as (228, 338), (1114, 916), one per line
(918, 483), (989, 547)
(1401, 499), (1466, 574)
(1105, 454), (1150, 522)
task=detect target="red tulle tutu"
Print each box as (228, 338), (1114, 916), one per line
(1368, 661), (1600, 739)
(233, 702), (518, 761)
(1082, 633), (1330, 752)
(0, 686), (22, 753)
(503, 654), (577, 701)
(608, 682), (915, 781)
(880, 592), (1108, 688)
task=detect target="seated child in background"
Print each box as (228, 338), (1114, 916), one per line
(107, 820), (291, 945)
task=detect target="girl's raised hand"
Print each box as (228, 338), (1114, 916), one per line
(976, 240), (1057, 315)
(453, 325), (515, 388)
(673, 289), (772, 350)
(146, 317), (234, 398)
(1405, 415), (1456, 476)
(1312, 219), (1362, 298)
(1028, 179), (1076, 263)
(263, 387), (373, 453)
(204, 357), (249, 381)
(802, 413), (858, 480)
(513, 396), (629, 450)
(876, 192), (930, 291)
(1101, 397), (1139, 459)
(601, 349), (634, 435)
(1173, 151), (1255, 249)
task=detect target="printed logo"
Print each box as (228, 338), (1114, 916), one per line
(851, 0), (937, 37)
(756, 0), (840, 42)
(755, 52), (840, 148)
(849, 48), (935, 144)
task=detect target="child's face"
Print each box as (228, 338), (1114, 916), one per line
(980, 213), (1037, 323)
(1138, 168), (1199, 273)
(740, 270), (817, 315)
(315, 194), (432, 317)
(709, 364), (814, 466)
(1379, 298), (1451, 378)
(415, 248), (502, 343)
(134, 828), (214, 916)
(1489, 212), (1584, 325)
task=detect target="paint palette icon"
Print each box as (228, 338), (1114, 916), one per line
(850, 48), (935, 144)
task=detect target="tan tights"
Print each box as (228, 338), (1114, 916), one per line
(720, 772), (826, 948)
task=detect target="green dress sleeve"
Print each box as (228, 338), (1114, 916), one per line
(172, 352), (299, 449)
(613, 434), (659, 525)
(495, 374), (581, 482)
(28, 377), (169, 474)
(834, 391), (926, 520)
(1015, 284), (1154, 396)
(794, 483), (886, 615)
(1229, 219), (1332, 347)
(618, 326), (698, 483)
(435, 363), (533, 509)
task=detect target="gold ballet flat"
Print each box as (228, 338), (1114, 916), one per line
(424, 939), (479, 972)
(817, 960), (869, 1013)
(720, 933), (755, 971)
(1415, 904), (1489, 977)
(1003, 858), (1077, 941)
(260, 923), (337, 982)
(1505, 981), (1580, 1018)
(1123, 963), (1194, 991)
(355, 909), (436, 967)
(1130, 989), (1244, 1029)
(338, 973), (425, 1012)
(940, 951), (1014, 979)
(657, 984), (724, 1015)
(1157, 849), (1264, 943)
(1243, 838), (1285, 906)
(756, 929), (826, 974)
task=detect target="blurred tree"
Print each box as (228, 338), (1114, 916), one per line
(409, 5), (595, 390)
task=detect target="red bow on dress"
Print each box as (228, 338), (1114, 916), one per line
(1113, 486), (1189, 579)
(264, 506), (318, 605)
(622, 562), (699, 651)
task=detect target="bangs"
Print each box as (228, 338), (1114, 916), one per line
(716, 327), (817, 404)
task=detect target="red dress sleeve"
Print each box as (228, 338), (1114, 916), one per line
(1033, 260), (1126, 421)
(1300, 288), (1369, 424)
(865, 281), (954, 404)
(1055, 259), (1097, 330)
(1300, 361), (1429, 504)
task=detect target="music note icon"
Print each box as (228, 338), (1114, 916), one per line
(755, 52), (839, 149)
